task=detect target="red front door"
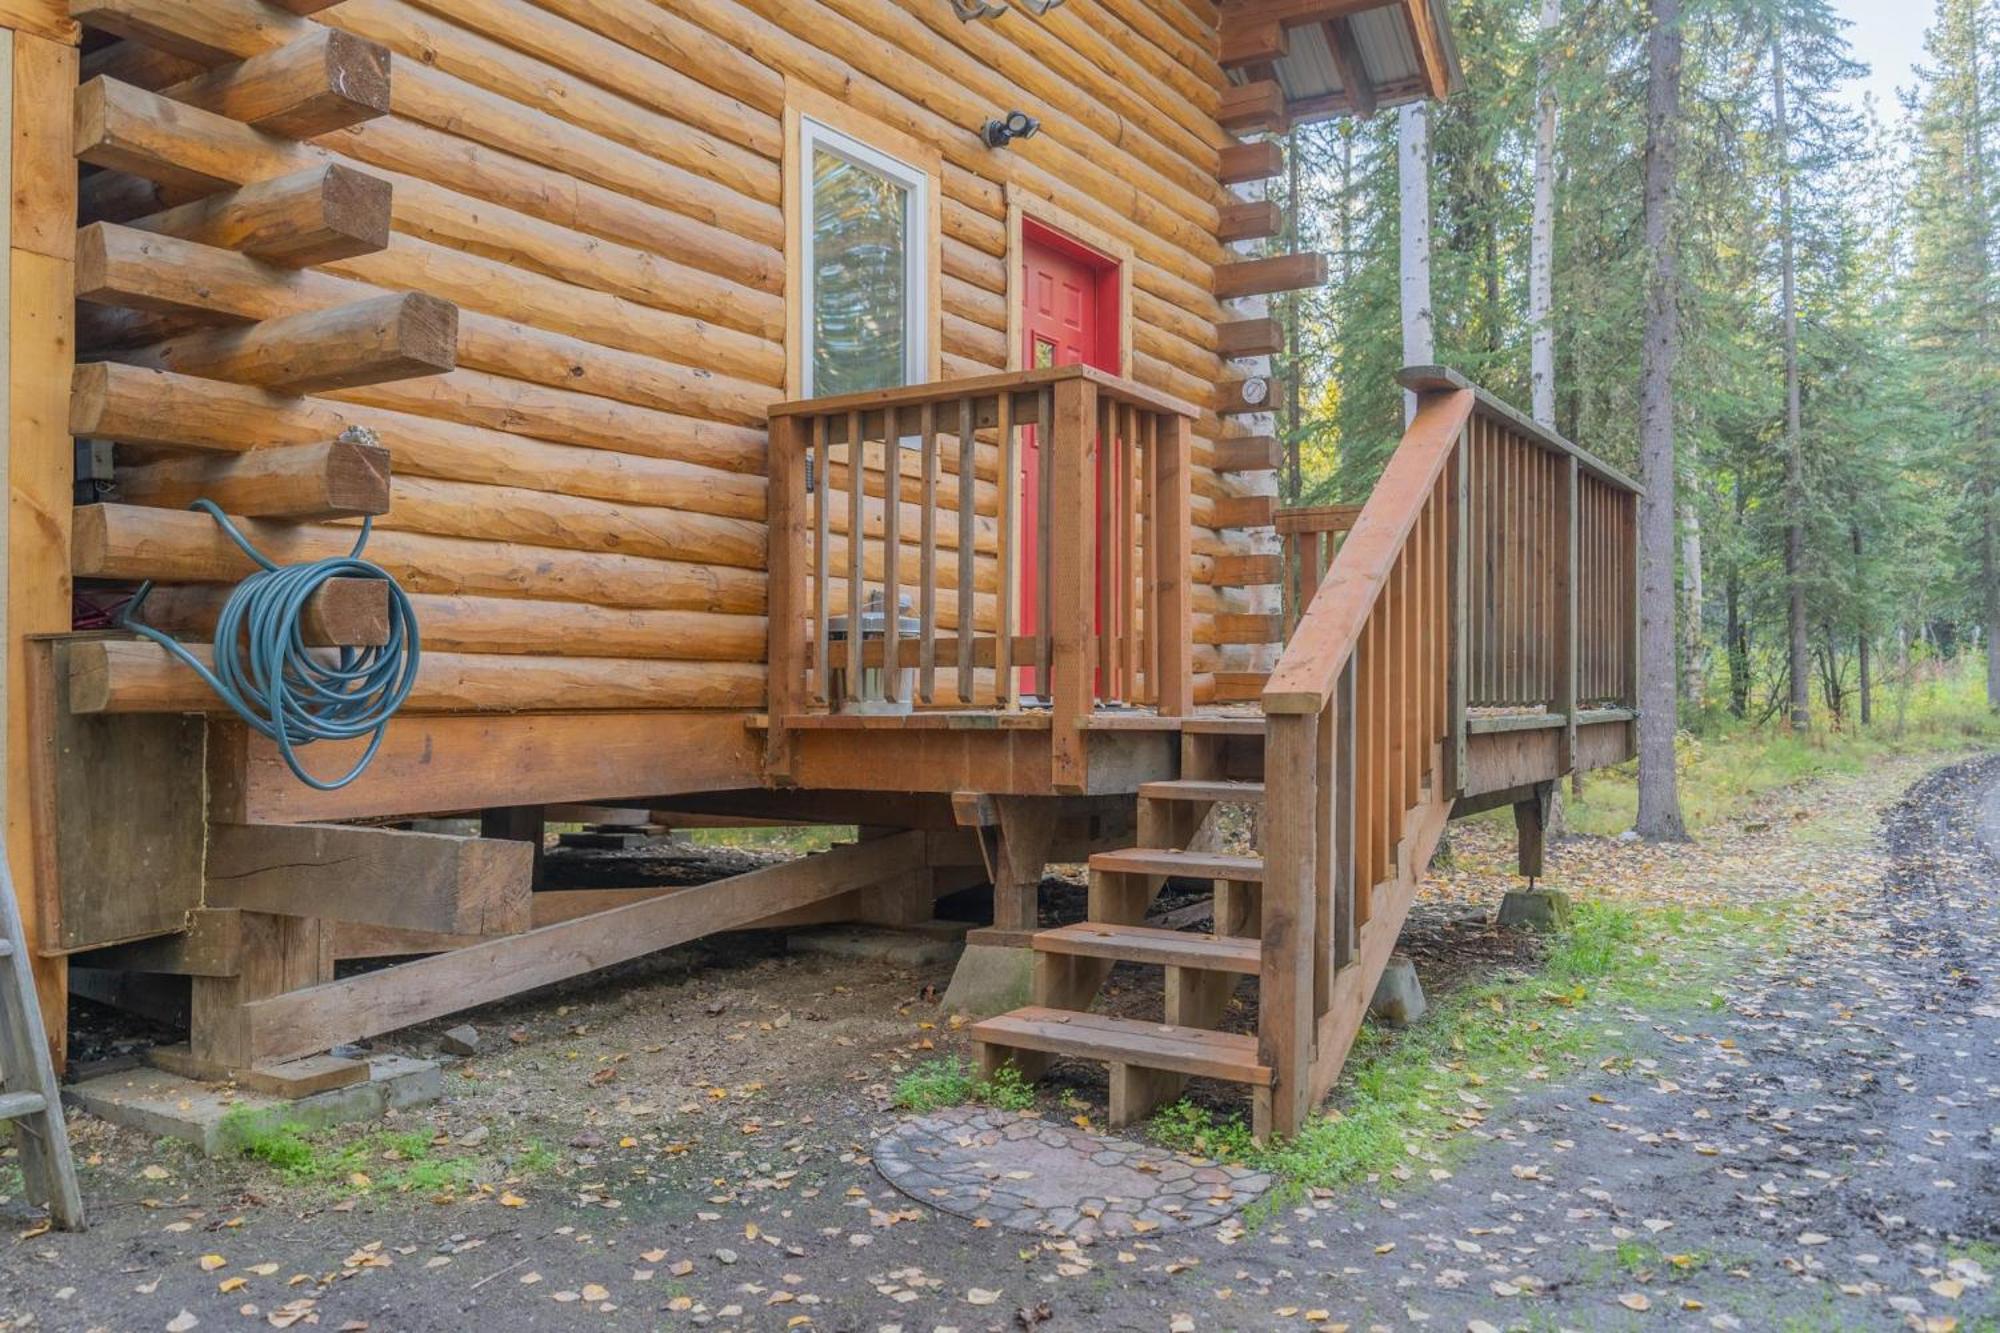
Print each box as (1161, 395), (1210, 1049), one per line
(1020, 225), (1118, 672)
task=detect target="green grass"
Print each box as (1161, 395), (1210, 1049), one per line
(218, 1112), (502, 1197)
(1555, 655), (1998, 836)
(679, 825), (857, 854)
(893, 1056), (1036, 1113)
(1146, 896), (1786, 1203)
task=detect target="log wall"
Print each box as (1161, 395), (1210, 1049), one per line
(69, 0), (1279, 718)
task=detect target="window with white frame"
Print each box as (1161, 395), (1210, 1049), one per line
(799, 116), (930, 397)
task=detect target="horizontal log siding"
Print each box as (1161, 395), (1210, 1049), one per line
(85, 0), (1267, 708)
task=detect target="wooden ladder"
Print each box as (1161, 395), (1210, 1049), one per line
(0, 848), (83, 1229)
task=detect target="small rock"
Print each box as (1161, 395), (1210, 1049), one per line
(570, 1130), (605, 1150)
(457, 1125), (489, 1148)
(713, 1248), (739, 1266)
(439, 1024), (480, 1056)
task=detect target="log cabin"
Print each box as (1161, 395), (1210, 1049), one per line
(0, 0), (1642, 1137)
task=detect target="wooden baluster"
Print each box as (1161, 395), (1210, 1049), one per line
(1312, 693), (1334, 1020)
(1402, 542), (1420, 813)
(1449, 430), (1469, 794)
(1037, 385), (1054, 701)
(957, 394), (976, 706)
(1140, 411), (1158, 705)
(1332, 658), (1357, 969)
(1120, 403), (1138, 703)
(997, 391), (1018, 708)
(814, 415), (832, 709)
(845, 409), (865, 705)
(1155, 411), (1192, 717)
(919, 401), (938, 705)
(1104, 392), (1120, 700)
(883, 407), (903, 704)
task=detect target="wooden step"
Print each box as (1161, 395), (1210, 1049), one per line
(0, 1091), (48, 1122)
(1090, 848), (1265, 883)
(1139, 779), (1265, 805)
(971, 1007), (1271, 1085)
(1033, 921), (1262, 973)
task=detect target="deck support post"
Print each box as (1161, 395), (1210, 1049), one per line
(1512, 780), (1554, 880)
(189, 910), (331, 1073)
(480, 805), (544, 889)
(1047, 378), (1097, 793)
(1257, 713), (1318, 1141)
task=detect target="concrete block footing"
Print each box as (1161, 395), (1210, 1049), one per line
(938, 943), (1034, 1018)
(64, 1055), (442, 1156)
(1498, 887), (1575, 932)
(1368, 952), (1427, 1028)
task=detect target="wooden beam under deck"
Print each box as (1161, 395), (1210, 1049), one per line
(229, 831), (930, 1067)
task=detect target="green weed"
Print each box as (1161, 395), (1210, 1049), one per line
(892, 1056), (1041, 1113)
(218, 1111), (519, 1197)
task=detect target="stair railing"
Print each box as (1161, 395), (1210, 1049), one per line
(1256, 367), (1641, 1137)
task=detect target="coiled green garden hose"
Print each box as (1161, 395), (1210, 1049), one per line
(119, 498), (421, 791)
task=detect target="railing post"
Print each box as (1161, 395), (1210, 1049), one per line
(1154, 410), (1192, 717)
(765, 412), (810, 781)
(1047, 377), (1096, 792)
(1259, 711), (1318, 1141)
(1446, 425), (1469, 796)
(1557, 455), (1579, 772)
(1625, 492), (1641, 711)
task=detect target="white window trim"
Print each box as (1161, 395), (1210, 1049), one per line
(797, 114), (931, 399)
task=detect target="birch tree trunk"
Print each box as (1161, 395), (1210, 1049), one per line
(1635, 0), (1687, 840)
(1398, 102), (1434, 426)
(1530, 0), (1559, 427)
(1773, 30), (1811, 732)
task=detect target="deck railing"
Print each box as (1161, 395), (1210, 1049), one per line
(1276, 503), (1362, 639)
(1256, 367), (1641, 1136)
(764, 366), (1198, 781)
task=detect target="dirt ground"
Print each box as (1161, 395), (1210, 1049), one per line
(4, 749), (1999, 1332)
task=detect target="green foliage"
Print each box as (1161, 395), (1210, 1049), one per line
(1561, 654), (2000, 834)
(891, 1057), (1036, 1114)
(1275, 0), (2000, 742)
(1145, 898), (1780, 1202)
(218, 1111), (508, 1197)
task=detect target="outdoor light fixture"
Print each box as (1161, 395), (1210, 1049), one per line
(980, 110), (1041, 149)
(950, 0), (1007, 19)
(1015, 0), (1067, 13)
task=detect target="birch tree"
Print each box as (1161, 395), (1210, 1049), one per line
(1399, 101), (1436, 419)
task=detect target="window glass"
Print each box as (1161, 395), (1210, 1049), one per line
(811, 147), (909, 395)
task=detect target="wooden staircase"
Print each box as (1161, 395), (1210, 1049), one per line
(972, 762), (1280, 1127)
(971, 377), (1478, 1141)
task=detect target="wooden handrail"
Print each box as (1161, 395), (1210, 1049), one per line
(767, 363), (1200, 423)
(1263, 389), (1474, 714)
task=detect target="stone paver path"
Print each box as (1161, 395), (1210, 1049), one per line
(874, 1105), (1271, 1241)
